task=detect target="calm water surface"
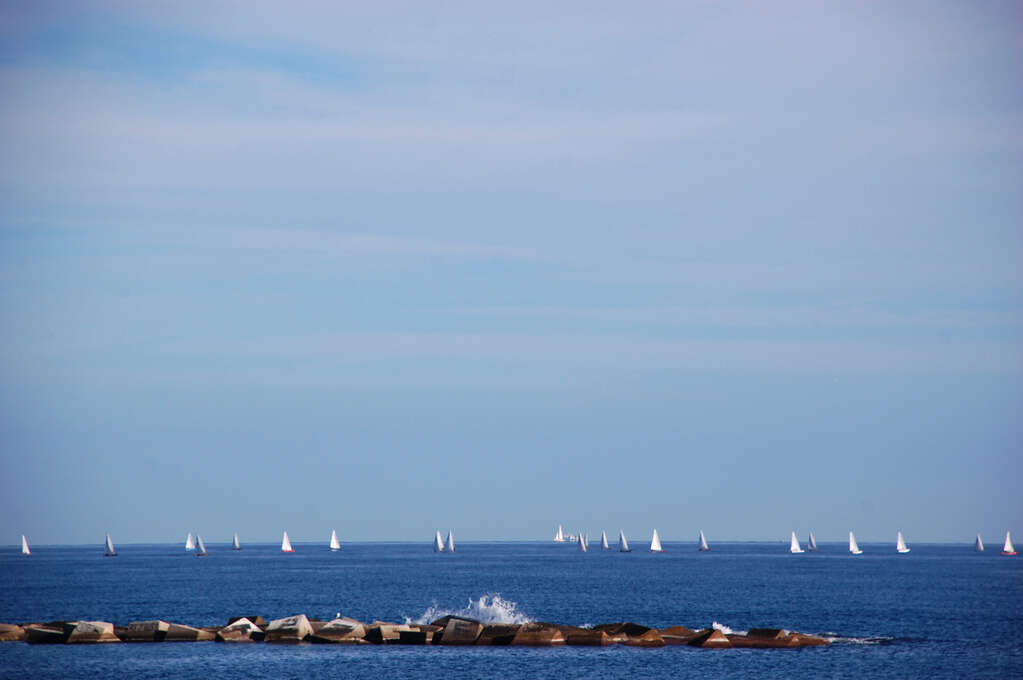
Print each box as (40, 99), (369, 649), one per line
(1, 541), (1020, 678)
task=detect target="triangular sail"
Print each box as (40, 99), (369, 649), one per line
(579, 532), (588, 552)
(808, 532), (818, 552)
(650, 529), (663, 552)
(185, 533), (195, 551)
(698, 530), (710, 552)
(232, 532), (241, 550)
(434, 530), (445, 552)
(601, 531), (610, 550)
(281, 531), (294, 553)
(104, 533), (116, 557)
(618, 529), (631, 552)
(554, 525), (566, 542)
(1003, 531), (1017, 555)
(975, 533), (984, 552)
(790, 531), (804, 553)
(445, 530), (455, 553)
(21, 535), (30, 556)
(329, 530), (341, 551)
(848, 531), (862, 555)
(195, 534), (208, 556)
(896, 531), (910, 553)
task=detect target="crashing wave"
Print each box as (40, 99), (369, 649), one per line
(711, 621), (747, 636)
(405, 594), (533, 626)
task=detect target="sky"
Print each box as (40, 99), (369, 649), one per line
(1, 1), (1021, 546)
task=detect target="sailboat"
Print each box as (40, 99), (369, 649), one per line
(329, 530), (341, 552)
(848, 531), (863, 555)
(445, 530), (455, 553)
(618, 529), (631, 553)
(698, 530), (710, 552)
(195, 534), (208, 557)
(1002, 531), (1017, 556)
(185, 533), (195, 551)
(434, 530), (445, 552)
(21, 535), (30, 556)
(554, 525), (566, 543)
(974, 533), (984, 552)
(601, 530), (610, 550)
(650, 529), (664, 553)
(579, 532), (588, 552)
(281, 531), (294, 553)
(231, 532), (241, 550)
(789, 531), (804, 554)
(104, 533), (117, 557)
(896, 531), (910, 554)
(807, 532), (818, 552)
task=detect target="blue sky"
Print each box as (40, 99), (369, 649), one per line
(1, 1), (1021, 546)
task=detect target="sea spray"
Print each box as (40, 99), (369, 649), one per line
(711, 621), (747, 636)
(404, 594), (533, 626)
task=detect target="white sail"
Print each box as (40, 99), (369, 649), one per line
(281, 531), (294, 553)
(1002, 531), (1017, 555)
(579, 532), (588, 552)
(601, 531), (610, 550)
(975, 533), (984, 552)
(650, 529), (663, 552)
(445, 530), (455, 553)
(329, 530), (341, 551)
(896, 531), (910, 554)
(434, 530), (445, 552)
(618, 529), (631, 552)
(21, 535), (30, 556)
(848, 531), (862, 555)
(554, 525), (566, 542)
(185, 533), (195, 551)
(790, 531), (804, 553)
(698, 530), (710, 552)
(808, 532), (818, 552)
(104, 533), (116, 557)
(232, 532), (241, 550)
(195, 534), (208, 556)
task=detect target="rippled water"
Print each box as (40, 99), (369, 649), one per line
(1, 541), (1020, 678)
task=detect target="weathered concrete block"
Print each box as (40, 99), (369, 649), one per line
(0, 623), (26, 642)
(591, 622), (651, 644)
(228, 615), (266, 628)
(688, 628), (732, 648)
(476, 624), (521, 646)
(510, 622), (566, 646)
(120, 620), (170, 642)
(165, 623), (216, 641)
(438, 617), (483, 645)
(265, 614), (313, 643)
(364, 621), (412, 644)
(623, 629), (665, 647)
(395, 624), (442, 645)
(561, 626), (614, 646)
(789, 633), (830, 647)
(25, 625), (67, 644)
(310, 617), (368, 644)
(659, 625), (698, 645)
(216, 617), (264, 642)
(64, 621), (120, 644)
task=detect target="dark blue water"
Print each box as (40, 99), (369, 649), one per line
(1, 542), (1020, 678)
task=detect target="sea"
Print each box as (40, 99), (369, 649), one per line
(1, 541), (1020, 679)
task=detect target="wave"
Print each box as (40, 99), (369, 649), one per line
(820, 632), (894, 645)
(711, 621), (747, 636)
(404, 594), (533, 626)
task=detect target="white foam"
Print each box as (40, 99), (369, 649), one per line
(711, 621), (747, 636)
(822, 633), (893, 645)
(405, 594), (533, 626)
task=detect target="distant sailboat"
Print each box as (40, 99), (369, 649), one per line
(185, 533), (195, 551)
(445, 530), (455, 553)
(618, 529), (631, 553)
(789, 531), (804, 554)
(554, 525), (566, 543)
(329, 530), (341, 552)
(698, 530), (710, 552)
(1002, 531), (1017, 556)
(975, 533), (984, 552)
(232, 532), (241, 551)
(195, 534), (208, 557)
(434, 530), (445, 553)
(896, 531), (910, 554)
(807, 532), (818, 552)
(650, 529), (664, 553)
(579, 532), (588, 552)
(848, 531), (863, 555)
(104, 533), (117, 557)
(601, 530), (610, 550)
(21, 535), (30, 556)
(281, 531), (294, 553)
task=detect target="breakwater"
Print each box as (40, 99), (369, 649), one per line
(1, 616), (829, 649)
